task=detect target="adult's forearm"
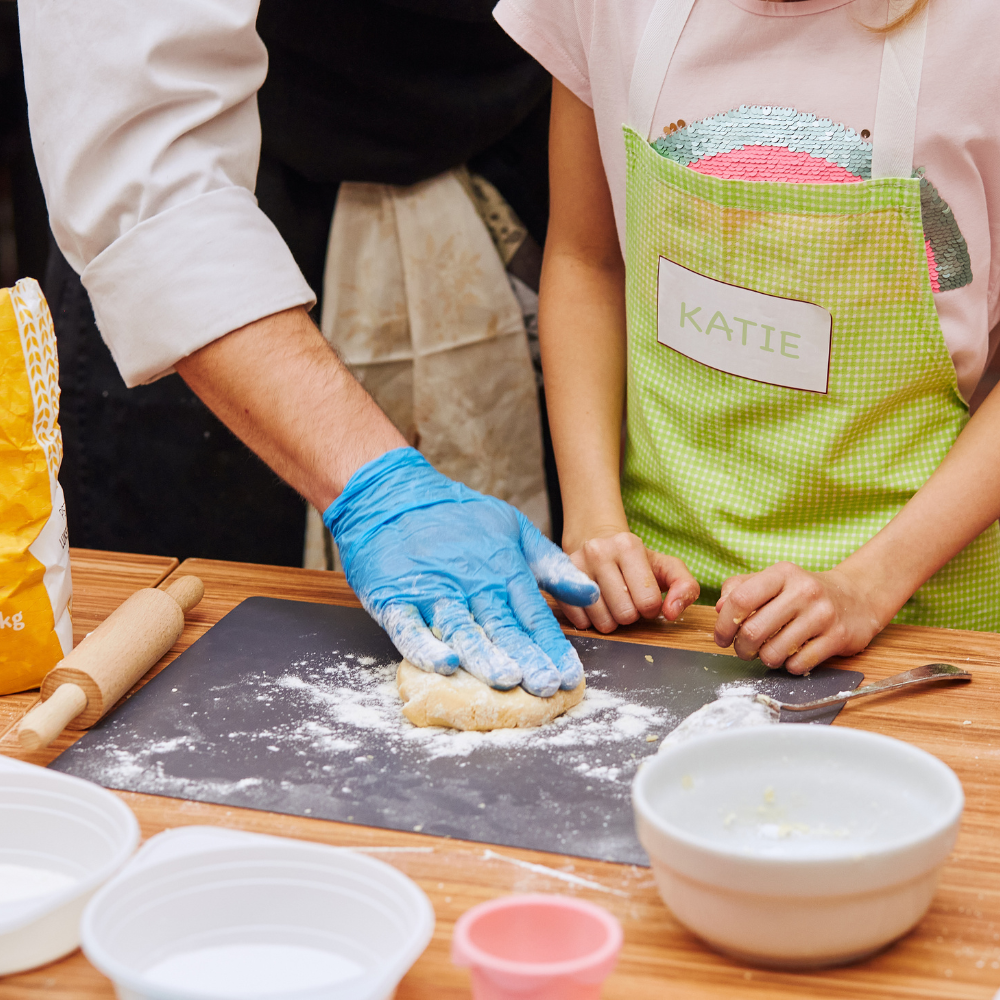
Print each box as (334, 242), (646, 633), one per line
(175, 307), (407, 510)
(840, 380), (1000, 622)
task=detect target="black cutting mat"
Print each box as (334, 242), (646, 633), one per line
(50, 597), (863, 865)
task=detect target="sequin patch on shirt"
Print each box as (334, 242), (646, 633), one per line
(652, 106), (972, 293)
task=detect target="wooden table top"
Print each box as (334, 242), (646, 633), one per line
(2, 551), (1000, 999)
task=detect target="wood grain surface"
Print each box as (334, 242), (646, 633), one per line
(2, 553), (1000, 1000)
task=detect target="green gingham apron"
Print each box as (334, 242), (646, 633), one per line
(621, 0), (1000, 629)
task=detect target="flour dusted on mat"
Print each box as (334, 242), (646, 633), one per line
(0, 279), (71, 693)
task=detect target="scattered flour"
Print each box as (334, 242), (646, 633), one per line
(480, 849), (629, 897)
(76, 654), (680, 799)
(58, 646), (851, 867)
(658, 681), (778, 750)
(267, 663), (676, 766)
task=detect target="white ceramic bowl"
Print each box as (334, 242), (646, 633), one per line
(81, 826), (435, 1000)
(0, 756), (140, 974)
(632, 725), (963, 969)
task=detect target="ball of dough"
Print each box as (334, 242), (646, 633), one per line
(396, 660), (585, 731)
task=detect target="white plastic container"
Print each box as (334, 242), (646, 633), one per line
(0, 755), (140, 974)
(81, 826), (435, 1000)
(632, 725), (963, 969)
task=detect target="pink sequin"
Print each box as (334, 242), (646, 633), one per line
(688, 146), (862, 184)
(688, 145), (940, 287)
(926, 238), (941, 293)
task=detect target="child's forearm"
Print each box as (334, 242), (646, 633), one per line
(541, 82), (700, 633)
(715, 376), (1000, 672)
(840, 379), (1000, 622)
(539, 252), (627, 549)
(541, 80), (629, 550)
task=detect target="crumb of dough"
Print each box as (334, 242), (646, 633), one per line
(396, 660), (585, 731)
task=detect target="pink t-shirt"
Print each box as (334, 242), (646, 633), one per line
(493, 0), (1000, 401)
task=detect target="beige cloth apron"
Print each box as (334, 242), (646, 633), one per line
(304, 169), (548, 568)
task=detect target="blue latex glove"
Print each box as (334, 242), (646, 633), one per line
(324, 448), (600, 697)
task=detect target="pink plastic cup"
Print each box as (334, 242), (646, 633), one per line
(451, 894), (623, 1000)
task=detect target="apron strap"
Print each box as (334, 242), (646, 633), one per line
(870, 1), (929, 179)
(627, 0), (929, 181)
(627, 0), (698, 144)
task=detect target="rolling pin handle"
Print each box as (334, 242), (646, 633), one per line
(163, 576), (204, 613)
(17, 683), (89, 751)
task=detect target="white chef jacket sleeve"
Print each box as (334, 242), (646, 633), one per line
(19, 0), (316, 387)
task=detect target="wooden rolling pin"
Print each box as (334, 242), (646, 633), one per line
(17, 575), (204, 751)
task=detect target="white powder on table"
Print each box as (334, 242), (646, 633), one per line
(260, 663), (677, 776)
(658, 682), (778, 751)
(75, 656), (679, 798)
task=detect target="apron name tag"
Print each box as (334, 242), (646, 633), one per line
(656, 257), (832, 393)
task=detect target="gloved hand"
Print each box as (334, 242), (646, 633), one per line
(324, 448), (600, 697)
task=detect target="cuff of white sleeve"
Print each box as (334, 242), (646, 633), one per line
(81, 186), (317, 387)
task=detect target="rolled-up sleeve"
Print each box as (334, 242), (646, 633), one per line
(20, 0), (316, 386)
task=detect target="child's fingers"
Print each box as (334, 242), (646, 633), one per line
(561, 581), (621, 633)
(560, 533), (692, 633)
(755, 611), (828, 669)
(784, 633), (843, 676)
(591, 561), (641, 629)
(558, 598), (593, 630)
(582, 535), (662, 621)
(558, 551), (600, 630)
(732, 596), (799, 660)
(716, 563), (880, 672)
(729, 564), (838, 659)
(559, 546), (624, 632)
(648, 550), (699, 619)
(714, 564), (791, 648)
(716, 574), (751, 611)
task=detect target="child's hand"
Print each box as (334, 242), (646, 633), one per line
(713, 563), (884, 675)
(560, 531), (700, 632)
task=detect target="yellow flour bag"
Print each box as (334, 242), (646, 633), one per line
(0, 278), (71, 694)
